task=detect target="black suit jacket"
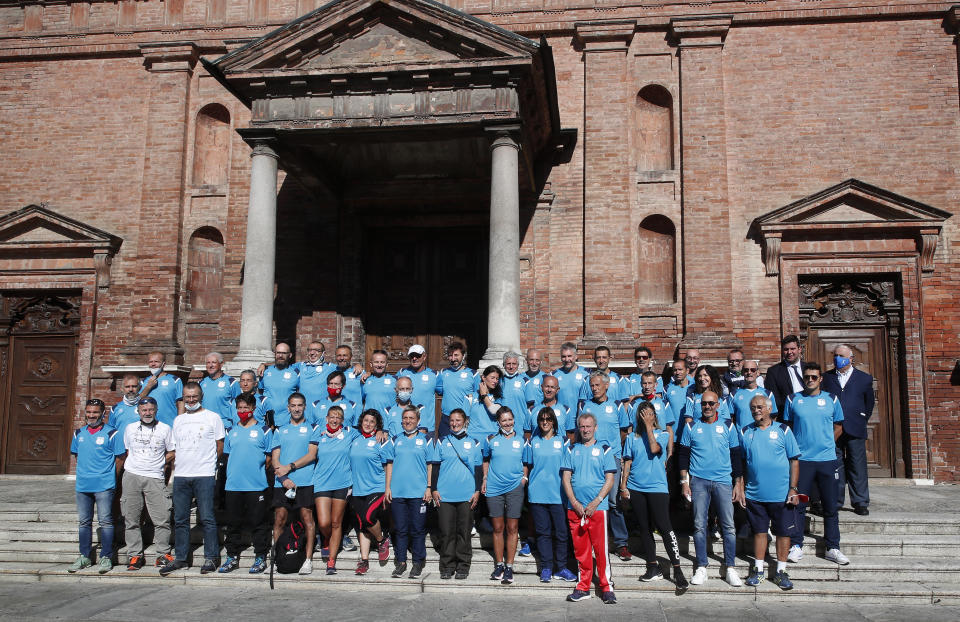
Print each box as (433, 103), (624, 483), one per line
(822, 367), (875, 439)
(765, 360), (802, 415)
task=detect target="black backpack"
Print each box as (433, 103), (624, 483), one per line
(272, 518), (307, 575)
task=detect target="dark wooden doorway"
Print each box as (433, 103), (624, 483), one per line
(799, 278), (904, 478)
(364, 227), (487, 373)
(1, 294), (80, 474)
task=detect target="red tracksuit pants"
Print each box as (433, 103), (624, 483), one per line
(567, 508), (612, 592)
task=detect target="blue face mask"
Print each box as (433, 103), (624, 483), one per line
(834, 355), (851, 369)
(397, 390), (413, 402)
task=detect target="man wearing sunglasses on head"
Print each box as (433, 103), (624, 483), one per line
(781, 362), (847, 566)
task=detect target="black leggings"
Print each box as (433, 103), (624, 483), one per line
(628, 490), (682, 567)
(349, 492), (387, 531)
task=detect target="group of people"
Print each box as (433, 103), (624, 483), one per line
(69, 335), (875, 604)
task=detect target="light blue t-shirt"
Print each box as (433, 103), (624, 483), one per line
(383, 402), (415, 438)
(429, 433), (482, 503)
(224, 423), (271, 491)
(551, 366), (591, 413)
(622, 430), (670, 494)
(500, 373), (533, 432)
(624, 372), (665, 402)
(396, 367), (439, 432)
(108, 400), (140, 435)
(349, 434), (388, 496)
(295, 361), (336, 407)
(200, 374), (240, 430)
(270, 421), (317, 488)
(259, 365), (299, 414)
(529, 401), (573, 434)
(383, 432), (432, 499)
(782, 391), (844, 462)
(328, 367), (364, 406)
(523, 434), (567, 505)
(664, 380), (692, 423)
(140, 374), (182, 427)
(361, 374), (396, 417)
(71, 426), (124, 493)
(309, 397), (360, 428)
(597, 369), (624, 403)
(437, 367), (479, 416)
(627, 395), (675, 430)
(578, 397), (630, 457)
(560, 441), (617, 510)
(482, 432), (526, 497)
(310, 425), (358, 491)
(679, 418), (740, 483)
(467, 397), (500, 438)
(741, 422), (801, 502)
(523, 370), (546, 405)
(729, 386), (778, 430)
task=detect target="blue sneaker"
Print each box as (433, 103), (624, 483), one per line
(501, 566), (515, 585)
(342, 536), (358, 552)
(540, 568), (553, 583)
(744, 567), (763, 586)
(555, 568), (577, 582)
(772, 570), (793, 590)
(518, 541), (532, 557)
(490, 563), (505, 581)
(217, 556), (239, 573)
(249, 556), (267, 574)
(567, 589), (591, 602)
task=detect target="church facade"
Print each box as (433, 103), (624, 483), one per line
(0, 0), (957, 481)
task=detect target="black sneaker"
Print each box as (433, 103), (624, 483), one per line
(409, 561), (425, 579)
(674, 567), (689, 595)
(601, 590), (617, 605)
(490, 563), (505, 581)
(158, 560), (188, 577)
(440, 570), (454, 580)
(455, 569), (469, 580)
(392, 562), (408, 578)
(200, 559), (218, 575)
(640, 565), (663, 582)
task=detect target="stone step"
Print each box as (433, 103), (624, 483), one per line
(0, 562), (953, 605)
(806, 513), (960, 536)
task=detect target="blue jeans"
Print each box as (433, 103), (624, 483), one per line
(529, 502), (568, 570)
(690, 475), (736, 567)
(391, 497), (428, 563)
(794, 459), (841, 550)
(76, 489), (115, 559)
(606, 458), (629, 548)
(173, 476), (218, 563)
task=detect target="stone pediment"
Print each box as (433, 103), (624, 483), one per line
(213, 0), (536, 76)
(751, 179), (951, 275)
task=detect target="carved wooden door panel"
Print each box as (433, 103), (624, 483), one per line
(4, 335), (77, 474)
(1, 294), (80, 474)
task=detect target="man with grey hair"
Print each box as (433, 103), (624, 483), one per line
(823, 344), (875, 516)
(500, 350), (531, 434)
(552, 342), (591, 413)
(200, 352), (240, 432)
(523, 348), (547, 405)
(579, 370), (632, 561)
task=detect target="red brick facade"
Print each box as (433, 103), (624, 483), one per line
(0, 0), (957, 480)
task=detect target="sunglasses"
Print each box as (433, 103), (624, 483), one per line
(86, 398), (104, 406)
(743, 367), (759, 372)
(803, 374), (820, 380)
(701, 400), (718, 406)
(538, 417), (552, 422)
(636, 355), (650, 359)
(728, 359), (743, 364)
(409, 353), (424, 358)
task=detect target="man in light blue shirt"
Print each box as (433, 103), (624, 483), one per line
(436, 341), (477, 438)
(138, 351), (182, 427)
(522, 348), (547, 405)
(259, 342), (299, 415)
(500, 351), (532, 434)
(592, 346), (624, 403)
(396, 344), (439, 433)
(330, 344), (365, 406)
(199, 352), (240, 431)
(361, 349), (396, 417)
(551, 342), (590, 413)
(296, 341), (335, 406)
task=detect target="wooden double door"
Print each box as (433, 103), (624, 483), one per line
(364, 227), (487, 373)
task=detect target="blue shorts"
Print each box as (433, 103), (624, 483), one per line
(745, 499), (800, 537)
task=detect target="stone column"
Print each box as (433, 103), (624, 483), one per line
(480, 129), (522, 369)
(229, 140), (279, 372)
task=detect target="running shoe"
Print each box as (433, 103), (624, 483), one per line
(690, 567), (707, 585)
(377, 537), (391, 565)
(158, 560), (187, 577)
(724, 567), (742, 587)
(249, 557), (267, 574)
(787, 545), (803, 563)
(299, 558), (313, 575)
(326, 561), (337, 575)
(674, 567), (689, 595)
(68, 555), (92, 573)
(454, 569), (469, 580)
(126, 555), (144, 571)
(825, 548), (850, 565)
(501, 566), (514, 585)
(555, 568), (577, 582)
(539, 568), (552, 583)
(490, 563), (505, 581)
(155, 552), (175, 567)
(355, 559), (369, 575)
(392, 561), (408, 578)
(744, 567), (763, 587)
(409, 562), (425, 579)
(200, 559), (218, 575)
(440, 570), (453, 580)
(342, 536), (358, 551)
(217, 556), (240, 573)
(616, 545), (632, 561)
(601, 591), (617, 605)
(566, 589), (591, 602)
(518, 541), (532, 557)
(772, 570), (794, 590)
(639, 565), (663, 582)
(98, 557), (112, 574)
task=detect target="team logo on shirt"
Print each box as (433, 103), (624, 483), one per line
(493, 441), (500, 447)
(460, 372), (468, 379)
(385, 379), (392, 385)
(591, 447), (600, 456)
(337, 432), (344, 439)
(284, 372), (291, 379)
(697, 428), (703, 434)
(161, 380), (169, 386)
(463, 441), (472, 449)
(605, 406), (613, 413)
(422, 374), (429, 382)
(300, 426), (307, 433)
(533, 379), (540, 385)
(554, 440), (562, 449)
(514, 380), (522, 388)
(715, 425), (723, 434)
(818, 398), (826, 406)
(769, 430), (778, 439)
(96, 436), (105, 445)
(250, 430), (258, 438)
(367, 439), (376, 447)
(416, 438), (424, 445)
(348, 373), (356, 379)
(512, 440), (521, 449)
(575, 374), (583, 381)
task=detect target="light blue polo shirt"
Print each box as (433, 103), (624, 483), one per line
(396, 367), (439, 432)
(295, 361), (336, 407)
(224, 423), (271, 491)
(200, 374), (240, 430)
(678, 417), (740, 483)
(560, 441), (617, 510)
(578, 397), (630, 457)
(528, 400), (573, 434)
(383, 432), (432, 499)
(523, 434), (567, 505)
(500, 373), (532, 432)
(71, 426), (124, 493)
(310, 426), (358, 491)
(437, 367), (479, 415)
(523, 370), (546, 405)
(259, 365), (299, 414)
(362, 373), (396, 417)
(741, 421), (801, 502)
(140, 373), (182, 427)
(349, 434), (388, 496)
(729, 386), (778, 430)
(270, 421), (317, 488)
(482, 432), (526, 497)
(551, 366), (591, 413)
(622, 430), (670, 494)
(782, 390), (844, 462)
(429, 433), (482, 503)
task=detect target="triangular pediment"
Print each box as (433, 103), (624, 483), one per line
(213, 0), (538, 74)
(0, 205), (122, 251)
(753, 179), (951, 231)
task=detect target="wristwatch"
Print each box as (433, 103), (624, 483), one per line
(289, 463), (297, 472)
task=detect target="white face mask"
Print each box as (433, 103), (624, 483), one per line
(150, 367), (162, 376)
(184, 402), (201, 412)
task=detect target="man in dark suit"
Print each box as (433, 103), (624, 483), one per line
(764, 335), (805, 415)
(823, 344), (875, 516)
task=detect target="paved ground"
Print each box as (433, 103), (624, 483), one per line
(0, 581), (958, 621)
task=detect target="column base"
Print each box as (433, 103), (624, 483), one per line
(225, 349), (274, 376)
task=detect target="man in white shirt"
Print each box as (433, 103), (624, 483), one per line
(119, 397), (175, 570)
(159, 382), (225, 576)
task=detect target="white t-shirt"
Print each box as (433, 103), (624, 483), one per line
(171, 408), (225, 478)
(123, 420), (174, 479)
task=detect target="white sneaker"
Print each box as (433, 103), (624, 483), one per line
(690, 567), (707, 585)
(787, 545), (803, 563)
(299, 558), (313, 575)
(724, 567), (742, 587)
(825, 548), (850, 565)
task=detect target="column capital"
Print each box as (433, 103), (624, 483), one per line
(139, 41), (199, 73)
(250, 141), (279, 160)
(669, 16), (732, 49)
(485, 124), (521, 150)
(575, 20), (636, 52)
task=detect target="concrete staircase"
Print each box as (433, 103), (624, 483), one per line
(1, 478), (958, 604)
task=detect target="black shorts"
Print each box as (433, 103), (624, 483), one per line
(745, 499), (800, 537)
(314, 487), (350, 500)
(349, 492), (387, 529)
(273, 485), (314, 510)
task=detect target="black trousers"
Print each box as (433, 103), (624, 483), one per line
(223, 489), (271, 558)
(438, 500), (473, 573)
(627, 490), (682, 567)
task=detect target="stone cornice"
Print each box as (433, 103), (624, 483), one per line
(574, 19), (636, 51)
(139, 41), (199, 72)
